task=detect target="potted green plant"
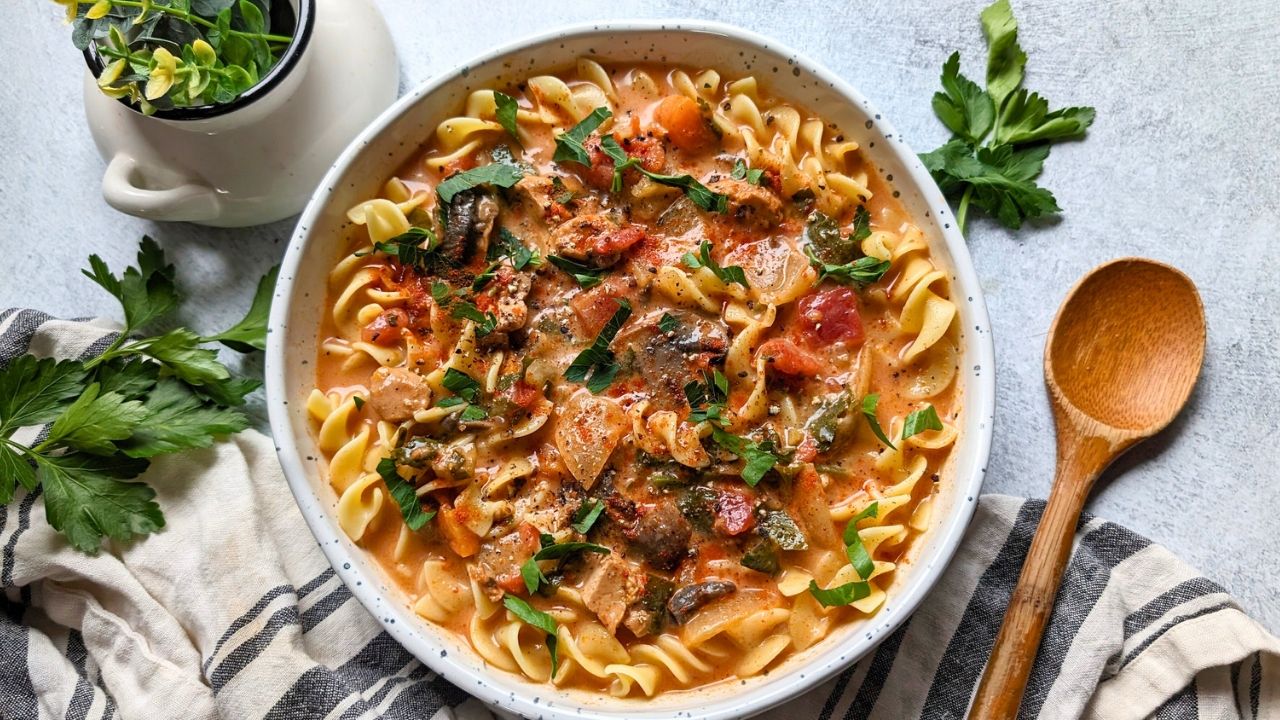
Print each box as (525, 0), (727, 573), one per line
(62, 0), (299, 117)
(53, 0), (400, 227)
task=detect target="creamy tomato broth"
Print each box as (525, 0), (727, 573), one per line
(309, 60), (961, 697)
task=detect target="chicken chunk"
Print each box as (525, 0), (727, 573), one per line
(368, 366), (431, 422)
(513, 175), (576, 224)
(579, 553), (648, 634)
(471, 523), (542, 602)
(549, 214), (647, 267)
(706, 178), (783, 228)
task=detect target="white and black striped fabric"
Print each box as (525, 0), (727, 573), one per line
(2, 309), (1277, 720)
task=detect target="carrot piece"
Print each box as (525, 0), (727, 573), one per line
(654, 95), (712, 151)
(437, 503), (481, 557)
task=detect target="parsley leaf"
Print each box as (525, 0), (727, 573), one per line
(681, 241), (748, 288)
(502, 594), (560, 678)
(933, 52), (995, 145)
(547, 255), (606, 289)
(441, 368), (481, 403)
(81, 236), (180, 333)
(360, 226), (455, 275)
(121, 378), (250, 458)
(807, 578), (871, 608)
(0, 443), (35, 502)
(685, 370), (729, 426)
(902, 405), (944, 441)
(377, 457), (434, 531)
(458, 404), (489, 423)
(731, 159), (765, 185)
(203, 265), (279, 352)
(450, 301), (498, 337)
(804, 246), (891, 286)
(599, 134), (728, 212)
(710, 427), (778, 487)
(843, 501), (880, 580)
(493, 90), (522, 145)
(859, 394), (897, 450)
(138, 329), (231, 388)
(36, 451), (159, 554)
(487, 227), (541, 270)
(44, 383), (147, 456)
(657, 312), (679, 335)
(431, 281), (453, 308)
(572, 498), (605, 534)
(553, 106), (612, 166)
(471, 262), (500, 292)
(437, 163), (525, 204)
(564, 299), (631, 394)
(919, 0), (1094, 232)
(0, 356), (87, 434)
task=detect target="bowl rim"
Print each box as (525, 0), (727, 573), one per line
(266, 18), (995, 720)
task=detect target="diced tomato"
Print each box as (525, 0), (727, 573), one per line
(593, 225), (648, 255)
(622, 134), (666, 173)
(361, 308), (409, 346)
(798, 287), (865, 345)
(440, 155), (478, 177)
(654, 95), (713, 152)
(510, 379), (540, 409)
(570, 278), (631, 335)
(580, 133), (668, 191)
(713, 491), (756, 536)
(756, 338), (824, 376)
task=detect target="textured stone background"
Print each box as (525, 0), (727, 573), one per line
(1, 1), (1276, 630)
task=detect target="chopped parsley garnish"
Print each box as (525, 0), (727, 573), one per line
(450, 301), (498, 337)
(599, 134), (728, 212)
(657, 312), (679, 335)
(487, 227), (541, 270)
(458, 404), (489, 422)
(547, 255), (607, 289)
(730, 159), (765, 185)
(684, 370), (729, 426)
(709, 427), (779, 487)
(520, 536), (610, 595)
(564, 299), (632, 394)
(352, 396), (365, 411)
(358, 226), (454, 275)
(436, 162), (525, 204)
(902, 405), (944, 441)
(377, 457), (435, 531)
(572, 499), (606, 534)
(493, 90), (521, 144)
(918, 0), (1095, 232)
(681, 241), (748, 288)
(805, 249), (892, 286)
(471, 262), (500, 292)
(807, 578), (872, 608)
(552, 106), (612, 166)
(441, 368), (481, 403)
(502, 595), (561, 678)
(430, 281), (453, 307)
(808, 502), (880, 607)
(860, 394), (897, 450)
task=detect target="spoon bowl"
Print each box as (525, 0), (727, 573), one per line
(1047, 258), (1206, 434)
(972, 258), (1205, 719)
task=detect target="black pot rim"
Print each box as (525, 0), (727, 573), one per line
(82, 0), (315, 122)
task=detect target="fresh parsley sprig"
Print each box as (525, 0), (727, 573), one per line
(493, 91), (522, 145)
(919, 0), (1095, 232)
(564, 299), (631, 394)
(902, 405), (944, 441)
(709, 427), (779, 487)
(0, 237), (275, 553)
(599, 135), (728, 212)
(731, 159), (765, 186)
(377, 457), (435, 531)
(503, 595), (562, 678)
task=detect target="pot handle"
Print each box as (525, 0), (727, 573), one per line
(102, 153), (221, 223)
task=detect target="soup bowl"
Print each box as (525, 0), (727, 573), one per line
(266, 19), (995, 720)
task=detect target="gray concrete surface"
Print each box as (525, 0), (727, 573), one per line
(1, 1), (1276, 630)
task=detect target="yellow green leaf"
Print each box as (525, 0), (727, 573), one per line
(85, 0), (112, 20)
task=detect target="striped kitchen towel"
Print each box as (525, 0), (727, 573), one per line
(2, 308), (1277, 720)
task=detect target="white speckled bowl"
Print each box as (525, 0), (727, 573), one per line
(266, 20), (995, 720)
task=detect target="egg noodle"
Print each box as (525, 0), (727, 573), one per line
(309, 60), (960, 697)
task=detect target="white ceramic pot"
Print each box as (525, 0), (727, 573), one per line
(80, 0), (399, 227)
(267, 20), (997, 720)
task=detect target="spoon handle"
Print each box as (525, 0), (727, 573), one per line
(969, 433), (1113, 718)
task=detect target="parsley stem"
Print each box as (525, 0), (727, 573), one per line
(956, 185), (974, 235)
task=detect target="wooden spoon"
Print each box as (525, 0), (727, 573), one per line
(970, 258), (1206, 718)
